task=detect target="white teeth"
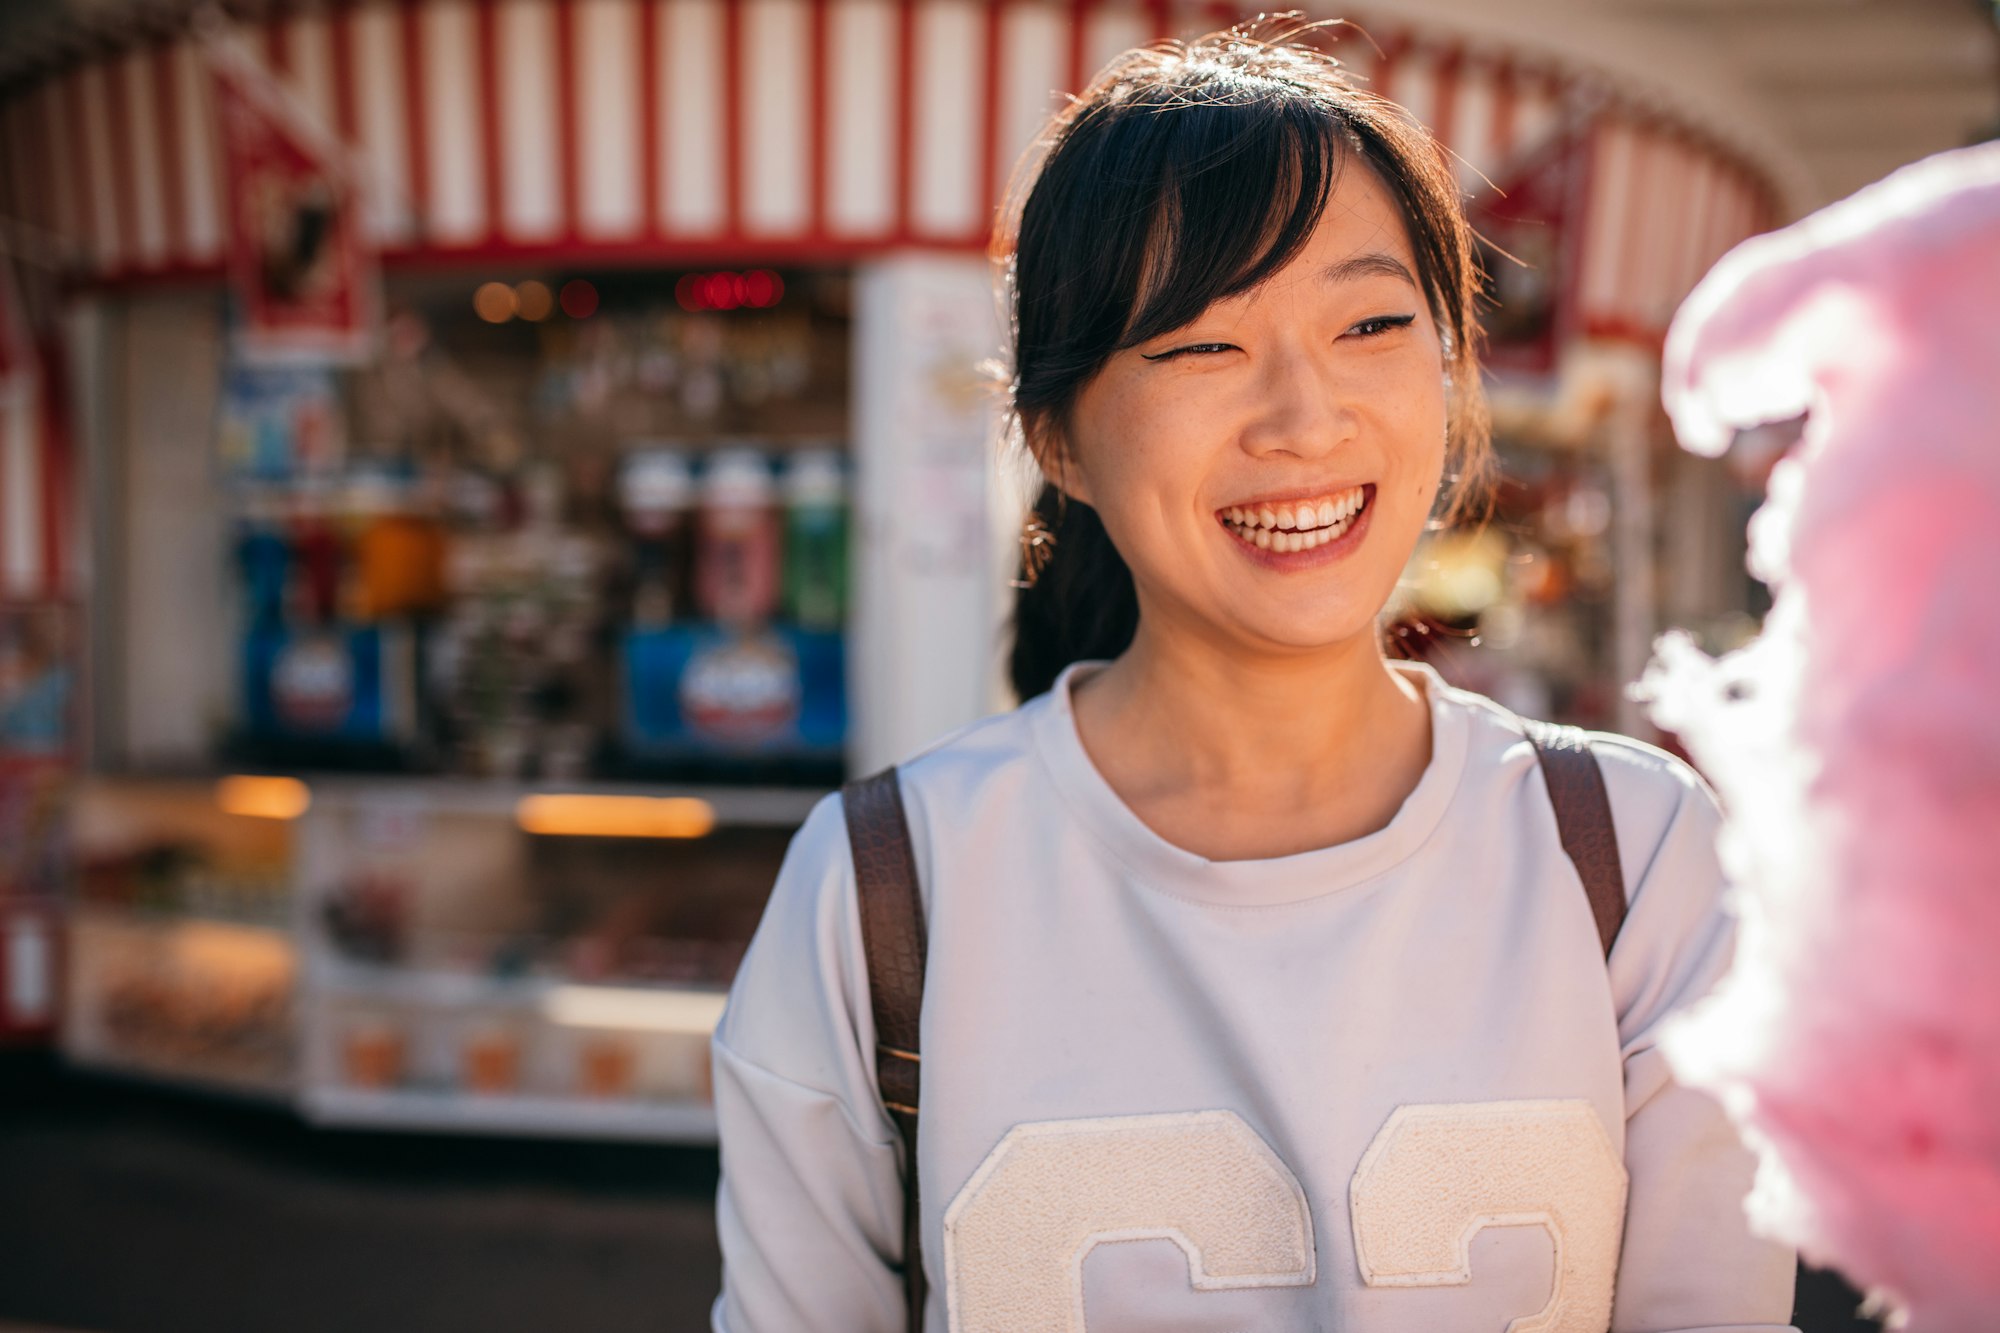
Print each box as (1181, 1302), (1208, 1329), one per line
(1220, 487), (1368, 545)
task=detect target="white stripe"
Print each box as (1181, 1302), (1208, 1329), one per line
(1449, 61), (1497, 190)
(1392, 48), (1438, 138)
(996, 2), (1067, 212)
(1673, 153), (1717, 295)
(288, 13), (339, 139)
(662, 0), (726, 233)
(350, 4), (415, 246)
(576, 0), (644, 238)
(741, 0), (810, 235)
(499, 0), (563, 240)
(422, 0), (486, 243)
(1335, 31), (1378, 93)
(2, 376), (40, 598)
(77, 66), (122, 270)
(172, 39), (224, 262)
(1081, 5), (1151, 89)
(827, 0), (898, 237)
(1657, 140), (1705, 325)
(912, 0), (984, 238)
(1579, 119), (1636, 324)
(123, 53), (170, 266)
(1511, 78), (1560, 163)
(1628, 131), (1674, 330)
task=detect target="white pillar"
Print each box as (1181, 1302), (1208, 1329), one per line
(848, 254), (1009, 775)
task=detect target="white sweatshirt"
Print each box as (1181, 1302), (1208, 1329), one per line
(711, 659), (1798, 1333)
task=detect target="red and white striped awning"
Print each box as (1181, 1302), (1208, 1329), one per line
(1, 1), (1778, 317)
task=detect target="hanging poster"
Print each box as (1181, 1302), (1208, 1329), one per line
(210, 36), (379, 364)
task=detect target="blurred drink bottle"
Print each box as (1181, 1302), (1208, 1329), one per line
(695, 448), (781, 625)
(619, 448), (695, 627)
(781, 449), (847, 631)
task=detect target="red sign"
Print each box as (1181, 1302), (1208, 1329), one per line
(211, 39), (378, 363)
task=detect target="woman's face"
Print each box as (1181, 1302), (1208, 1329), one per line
(1056, 160), (1448, 657)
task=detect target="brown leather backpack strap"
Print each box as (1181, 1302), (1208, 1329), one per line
(841, 767), (928, 1332)
(1523, 719), (1628, 957)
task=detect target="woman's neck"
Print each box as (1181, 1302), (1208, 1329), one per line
(1068, 620), (1434, 860)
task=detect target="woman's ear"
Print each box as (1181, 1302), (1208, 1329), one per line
(1025, 415), (1094, 508)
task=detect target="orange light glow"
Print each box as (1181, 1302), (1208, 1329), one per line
(514, 279), (555, 321)
(473, 281), (518, 323)
(515, 794), (715, 839)
(216, 775), (312, 820)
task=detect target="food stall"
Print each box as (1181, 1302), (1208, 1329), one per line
(0, 0), (1787, 1138)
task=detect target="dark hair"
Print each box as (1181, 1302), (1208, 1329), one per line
(995, 17), (1493, 701)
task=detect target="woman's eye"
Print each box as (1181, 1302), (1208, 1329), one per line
(1348, 314), (1418, 339)
(1140, 342), (1236, 362)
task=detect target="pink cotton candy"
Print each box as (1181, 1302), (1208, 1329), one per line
(1640, 142), (2000, 1330)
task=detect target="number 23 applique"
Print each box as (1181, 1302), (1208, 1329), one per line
(941, 1100), (1627, 1333)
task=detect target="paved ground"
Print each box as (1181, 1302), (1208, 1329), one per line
(0, 1050), (1883, 1333)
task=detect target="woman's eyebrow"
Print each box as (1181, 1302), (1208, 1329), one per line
(1321, 253), (1419, 289)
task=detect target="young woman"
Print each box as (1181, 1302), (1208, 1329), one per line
(711, 23), (1796, 1333)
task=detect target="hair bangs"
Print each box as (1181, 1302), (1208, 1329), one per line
(1118, 97), (1351, 350)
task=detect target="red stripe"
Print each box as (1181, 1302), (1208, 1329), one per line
(265, 19), (291, 76)
(722, 0), (744, 235)
(63, 75), (102, 265)
(37, 341), (71, 596)
(152, 43), (187, 262)
(475, 0), (504, 241)
(1429, 46), (1461, 150)
(807, 0), (828, 240)
(1203, 2), (1235, 35)
(1144, 0), (1172, 42)
(638, 0), (662, 237)
(0, 107), (21, 261)
(330, 5), (359, 142)
(1371, 34), (1407, 105)
(555, 0), (581, 241)
(400, 0), (432, 239)
(978, 0), (1004, 242)
(1490, 59), (1516, 167)
(892, 0), (914, 239)
(1066, 0), (1093, 95)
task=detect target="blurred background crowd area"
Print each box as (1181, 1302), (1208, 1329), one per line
(0, 1), (1993, 1330)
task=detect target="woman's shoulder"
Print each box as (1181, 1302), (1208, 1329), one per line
(1432, 676), (1724, 901)
(881, 689), (1054, 813)
(1436, 675), (1716, 808)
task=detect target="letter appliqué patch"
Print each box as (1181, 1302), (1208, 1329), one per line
(942, 1110), (1315, 1333)
(1348, 1099), (1628, 1333)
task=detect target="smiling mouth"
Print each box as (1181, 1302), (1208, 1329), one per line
(1218, 484), (1372, 553)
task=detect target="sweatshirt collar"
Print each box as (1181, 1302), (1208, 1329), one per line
(1027, 657), (1470, 907)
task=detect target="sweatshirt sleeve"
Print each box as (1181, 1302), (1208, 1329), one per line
(710, 793), (908, 1333)
(1600, 749), (1799, 1332)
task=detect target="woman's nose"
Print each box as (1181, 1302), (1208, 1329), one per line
(1238, 349), (1357, 461)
